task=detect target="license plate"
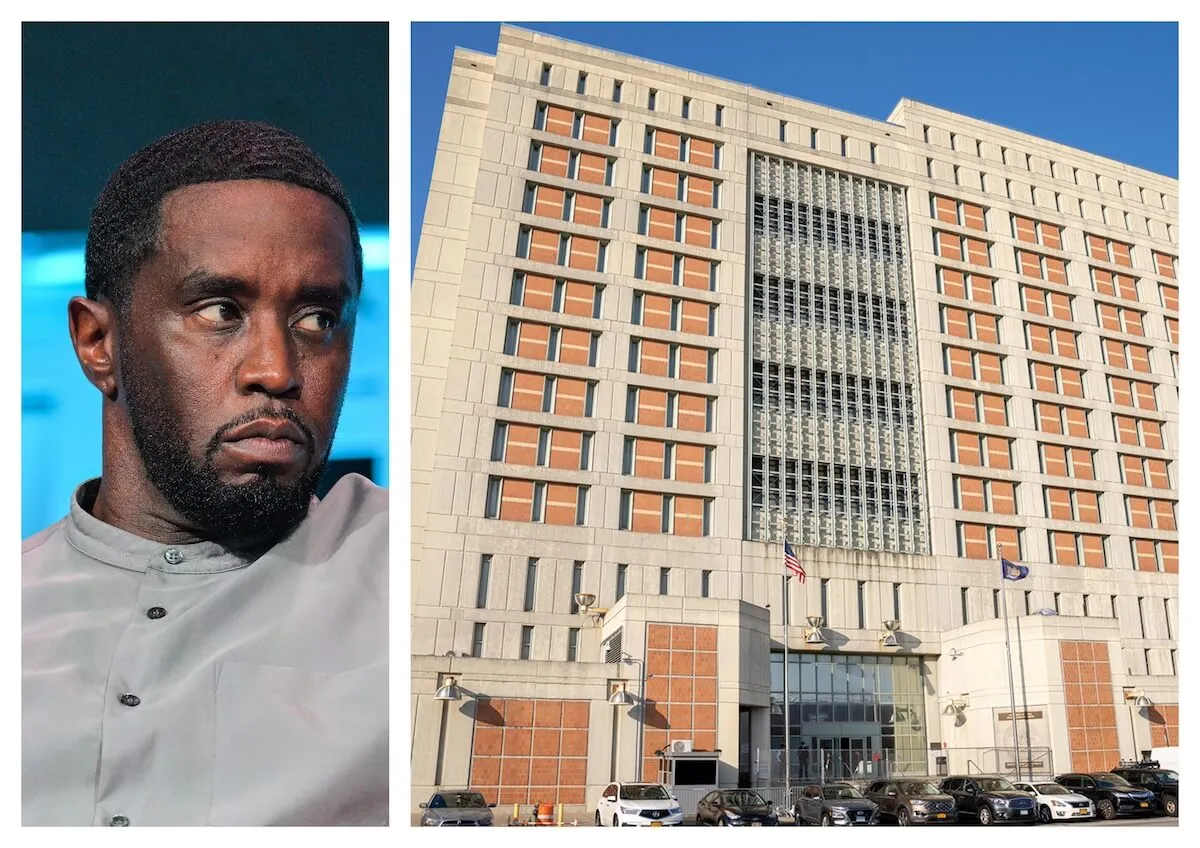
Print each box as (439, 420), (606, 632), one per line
(1140, 802), (1149, 808)
(1074, 810), (1089, 816)
(651, 822), (662, 827)
(936, 813), (947, 819)
(751, 822), (762, 827)
(1018, 810), (1028, 815)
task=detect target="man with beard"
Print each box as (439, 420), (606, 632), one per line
(22, 121), (387, 826)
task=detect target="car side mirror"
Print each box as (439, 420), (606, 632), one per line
(965, 786), (975, 794)
(419, 803), (428, 808)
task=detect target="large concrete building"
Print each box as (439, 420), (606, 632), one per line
(410, 25), (1178, 814)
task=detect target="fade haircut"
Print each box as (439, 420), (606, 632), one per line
(84, 119), (363, 310)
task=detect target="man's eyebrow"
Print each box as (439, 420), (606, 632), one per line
(297, 280), (354, 309)
(176, 270), (251, 300)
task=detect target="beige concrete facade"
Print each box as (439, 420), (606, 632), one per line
(411, 25), (1178, 815)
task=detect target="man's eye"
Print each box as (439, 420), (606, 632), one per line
(295, 311), (337, 332)
(196, 303), (238, 323)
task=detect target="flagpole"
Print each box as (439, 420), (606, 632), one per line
(1015, 612), (1033, 781)
(782, 571), (791, 798)
(999, 548), (1021, 780)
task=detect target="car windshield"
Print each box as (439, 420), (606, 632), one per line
(435, 792), (487, 808)
(724, 790), (768, 807)
(1036, 784), (1069, 795)
(901, 782), (940, 795)
(620, 784), (671, 801)
(1154, 771), (1179, 783)
(1095, 774), (1133, 789)
(977, 778), (1016, 791)
(823, 785), (863, 800)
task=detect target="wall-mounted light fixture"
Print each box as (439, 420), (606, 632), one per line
(804, 615), (826, 645)
(880, 619), (901, 648)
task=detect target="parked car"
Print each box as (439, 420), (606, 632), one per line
(793, 782), (880, 826)
(695, 789), (779, 826)
(1110, 763), (1179, 817)
(418, 790), (495, 826)
(939, 775), (1036, 825)
(1014, 781), (1095, 823)
(864, 779), (956, 825)
(595, 782), (683, 827)
(1055, 772), (1157, 820)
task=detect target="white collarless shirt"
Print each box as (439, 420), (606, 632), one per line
(22, 473), (388, 826)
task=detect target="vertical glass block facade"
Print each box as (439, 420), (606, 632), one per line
(747, 153), (928, 553)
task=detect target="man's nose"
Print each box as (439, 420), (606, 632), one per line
(236, 319), (302, 398)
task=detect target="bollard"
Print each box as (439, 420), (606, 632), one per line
(557, 803), (564, 826)
(513, 803), (519, 825)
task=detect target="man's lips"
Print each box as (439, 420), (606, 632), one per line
(218, 418), (310, 467)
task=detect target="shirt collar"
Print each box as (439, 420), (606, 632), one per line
(64, 479), (257, 575)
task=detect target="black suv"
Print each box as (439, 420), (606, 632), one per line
(1109, 764), (1178, 817)
(939, 775), (1036, 825)
(1054, 772), (1157, 820)
(864, 779), (956, 825)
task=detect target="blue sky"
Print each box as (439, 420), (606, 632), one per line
(410, 22), (1178, 261)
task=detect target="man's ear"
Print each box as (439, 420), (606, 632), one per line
(68, 296), (120, 400)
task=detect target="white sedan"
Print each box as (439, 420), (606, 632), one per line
(595, 782), (684, 827)
(1015, 781), (1095, 823)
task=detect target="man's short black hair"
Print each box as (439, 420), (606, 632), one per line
(84, 119), (363, 309)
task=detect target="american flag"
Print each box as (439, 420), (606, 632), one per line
(784, 540), (805, 582)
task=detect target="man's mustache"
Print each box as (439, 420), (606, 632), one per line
(203, 407), (316, 462)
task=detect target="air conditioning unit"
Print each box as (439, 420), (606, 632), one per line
(670, 739), (694, 754)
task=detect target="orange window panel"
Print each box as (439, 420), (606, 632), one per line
(1154, 252), (1176, 279)
(544, 483), (579, 525)
(975, 313), (999, 343)
(1121, 455), (1146, 486)
(632, 491), (664, 533)
(1128, 497), (1152, 528)
(634, 439), (666, 478)
(543, 105), (575, 137)
(1145, 459), (1170, 489)
(1046, 487), (1072, 520)
(1061, 406), (1087, 437)
(654, 130), (682, 159)
(937, 232), (962, 261)
(639, 340), (670, 377)
(678, 345), (709, 382)
(684, 215), (711, 247)
(1051, 531), (1079, 566)
(677, 393), (708, 432)
(991, 481), (1016, 515)
(555, 378), (587, 416)
(567, 236), (600, 271)
(522, 274), (556, 311)
(1093, 268), (1116, 297)
(1080, 535), (1105, 568)
(1161, 541), (1178, 573)
(675, 443), (708, 484)
(1018, 250), (1042, 278)
(563, 281), (596, 318)
(1042, 223), (1063, 250)
(1036, 403), (1062, 434)
(961, 523), (989, 559)
(1132, 539), (1158, 572)
(637, 389), (669, 427)
(1060, 368), (1084, 399)
(689, 138), (716, 168)
(558, 328), (592, 366)
(981, 393), (1006, 425)
(949, 388), (977, 421)
(548, 429), (584, 470)
(965, 238), (990, 266)
(647, 206), (675, 240)
(946, 346), (973, 378)
(533, 186), (567, 219)
(517, 323), (551, 359)
(1129, 345), (1151, 373)
(962, 203), (986, 231)
(580, 113), (611, 145)
(538, 144), (571, 178)
(985, 436), (1011, 470)
(1076, 491), (1101, 523)
(682, 256), (711, 291)
(941, 268), (967, 298)
(1161, 284), (1178, 311)
(977, 353), (1003, 384)
(1043, 444), (1068, 476)
(1123, 309), (1144, 336)
(1141, 420), (1164, 449)
(1104, 339), (1127, 368)
(1048, 292), (1072, 321)
(673, 496), (706, 537)
(528, 228), (559, 264)
(1045, 257), (1067, 285)
(1014, 216), (1037, 243)
(1113, 415), (1138, 445)
(1111, 242), (1133, 268)
(644, 249), (673, 284)
(512, 373), (550, 415)
(954, 431), (983, 465)
(687, 176), (716, 207)
(1097, 303), (1121, 331)
(504, 424), (541, 466)
(1086, 234), (1108, 261)
(1028, 324), (1053, 353)
(933, 196), (958, 223)
(499, 479), (535, 521)
(1054, 329), (1078, 358)
(572, 193), (604, 227)
(650, 168), (676, 198)
(969, 275), (995, 305)
(1165, 318), (1178, 344)
(680, 300), (710, 335)
(642, 293), (672, 329)
(1070, 448), (1094, 480)
(577, 152), (608, 185)
(1133, 382), (1156, 411)
(944, 307), (970, 338)
(1023, 286), (1048, 316)
(993, 525), (1019, 553)
(1032, 363), (1057, 393)
(958, 477), (986, 511)
(1115, 274), (1138, 300)
(1152, 500), (1176, 531)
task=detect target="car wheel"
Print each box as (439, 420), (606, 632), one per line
(821, 814), (832, 827)
(1097, 799), (1116, 821)
(1164, 795), (1178, 817)
(898, 807), (910, 826)
(613, 814), (621, 828)
(1038, 805), (1052, 824)
(978, 805), (993, 826)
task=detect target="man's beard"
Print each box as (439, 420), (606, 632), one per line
(119, 349), (332, 551)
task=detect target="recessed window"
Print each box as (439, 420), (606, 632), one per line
(520, 625), (533, 660)
(715, 104), (723, 126)
(779, 120), (787, 142)
(820, 578), (829, 622)
(612, 80), (622, 102)
(476, 554), (492, 609)
(472, 622), (485, 658)
(659, 567), (670, 595)
(540, 63), (551, 86)
(524, 558), (538, 612)
(682, 96), (691, 119)
(701, 570), (711, 598)
(576, 71), (587, 95)
(616, 563), (627, 600)
(840, 135), (847, 157)
(648, 88), (657, 110)
(810, 128), (818, 149)
(869, 143), (877, 164)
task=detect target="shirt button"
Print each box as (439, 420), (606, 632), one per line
(110, 815), (130, 827)
(163, 548), (184, 565)
(119, 693), (141, 708)
(146, 606), (167, 620)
